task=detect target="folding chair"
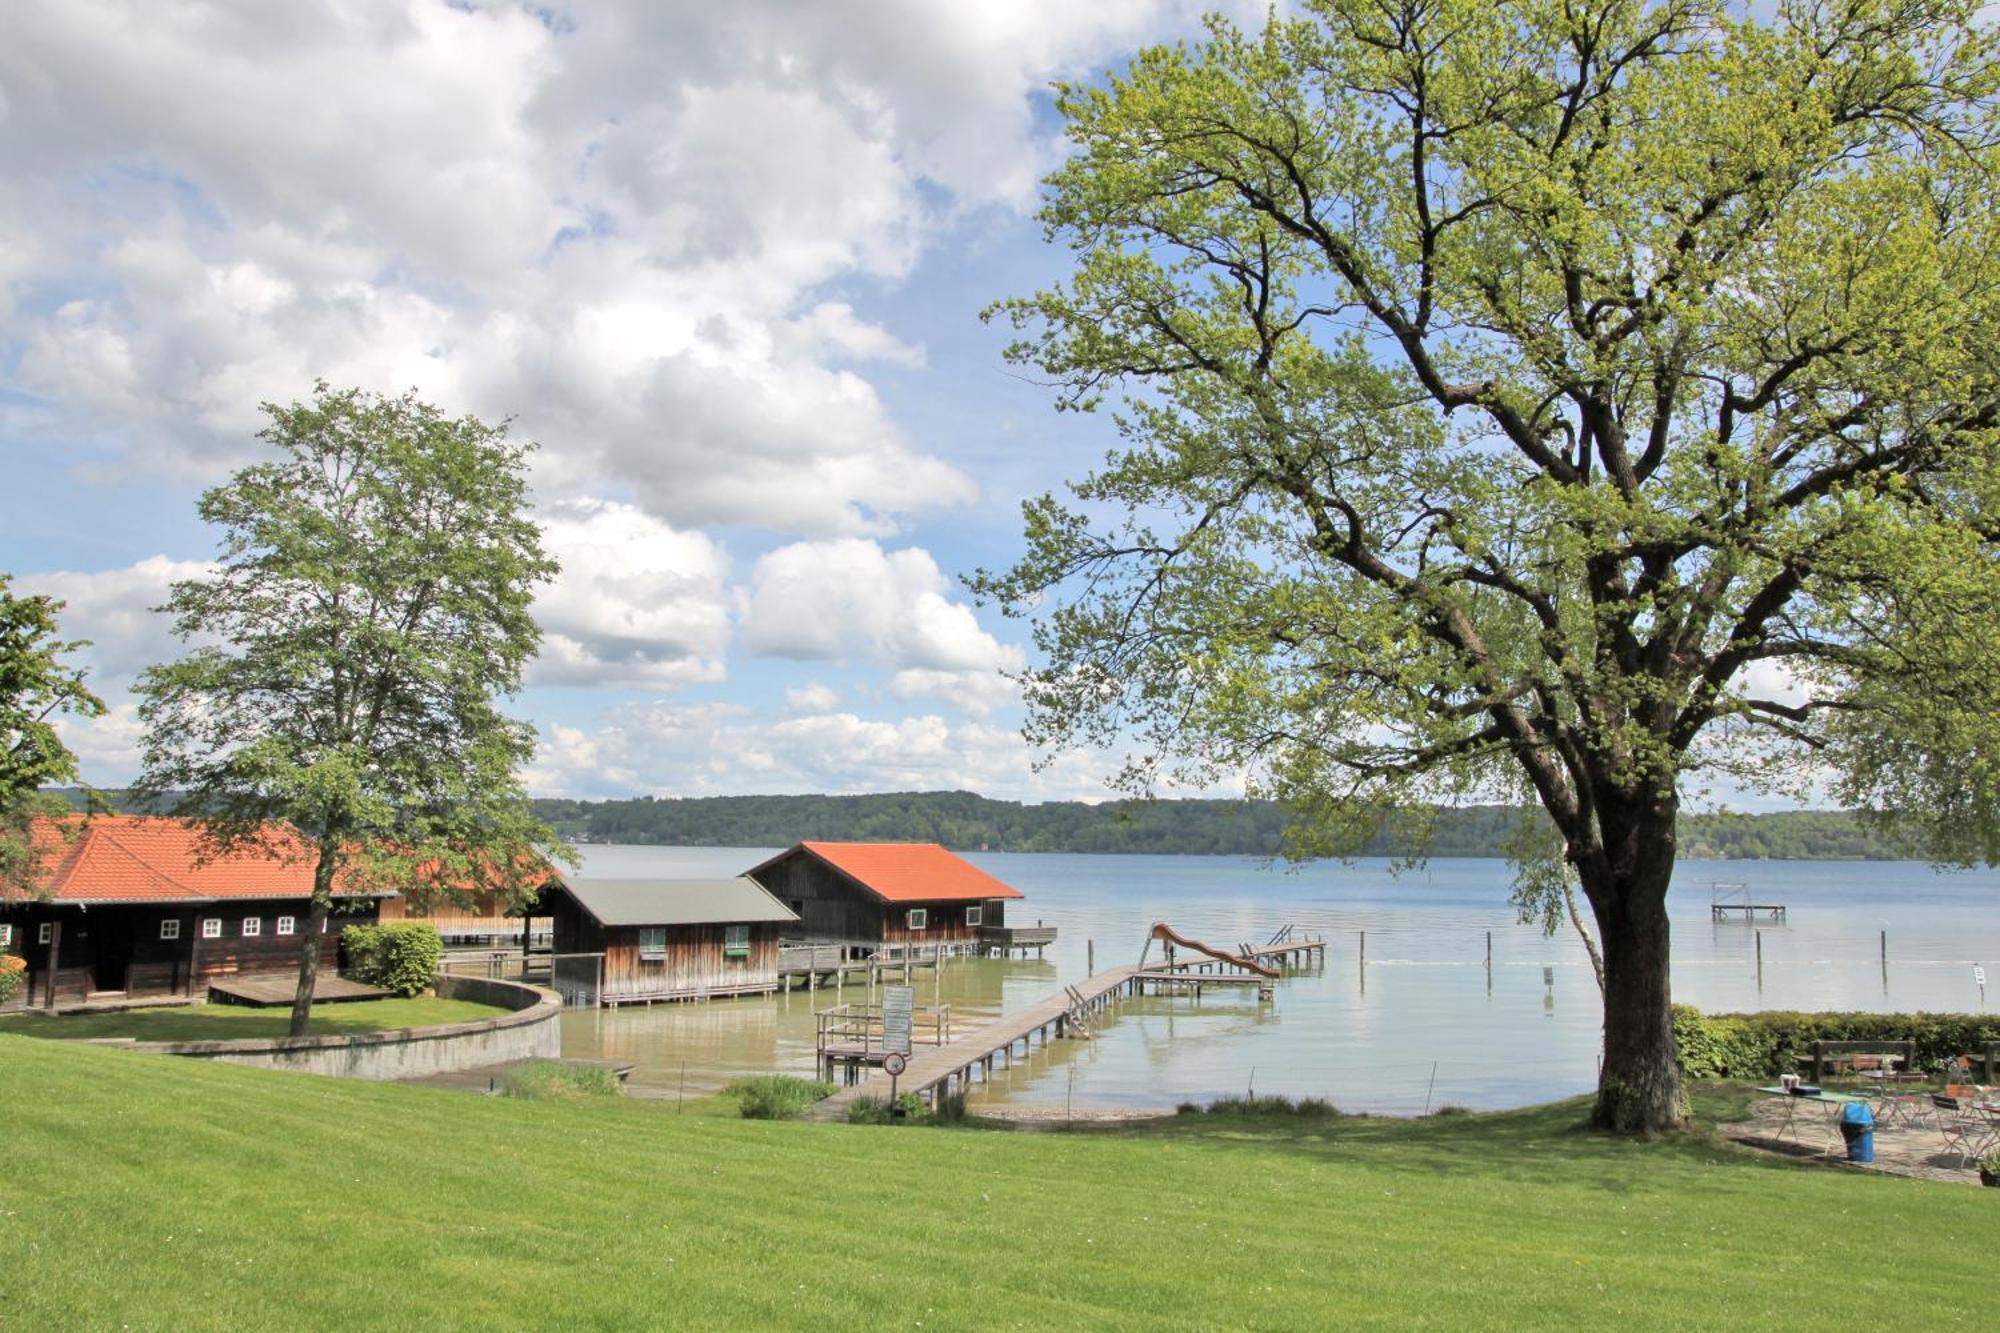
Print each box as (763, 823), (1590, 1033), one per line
(1935, 1096), (2000, 1165)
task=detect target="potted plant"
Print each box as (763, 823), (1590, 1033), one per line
(1981, 1151), (2000, 1189)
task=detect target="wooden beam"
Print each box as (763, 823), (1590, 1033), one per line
(43, 918), (61, 1012)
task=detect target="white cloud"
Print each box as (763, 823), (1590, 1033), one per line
(0, 0), (1231, 534)
(740, 539), (1021, 670)
(19, 556), (208, 682)
(522, 698), (1123, 802)
(530, 499), (730, 689)
(785, 682), (842, 713)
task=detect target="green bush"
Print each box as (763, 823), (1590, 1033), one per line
(846, 1095), (892, 1124)
(0, 955), (24, 1004)
(844, 1092), (925, 1124)
(726, 1075), (837, 1120)
(503, 1060), (623, 1100)
(1193, 1093), (1340, 1118)
(1673, 1005), (2000, 1080)
(340, 923), (444, 997)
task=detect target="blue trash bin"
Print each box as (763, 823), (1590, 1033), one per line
(1839, 1102), (1875, 1163)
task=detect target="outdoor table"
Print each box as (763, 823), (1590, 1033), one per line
(1756, 1087), (1868, 1153)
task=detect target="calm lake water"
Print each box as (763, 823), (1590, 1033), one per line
(559, 845), (2000, 1115)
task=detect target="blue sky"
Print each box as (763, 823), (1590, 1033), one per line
(1, 0), (1272, 802)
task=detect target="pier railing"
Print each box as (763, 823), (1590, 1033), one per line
(814, 1001), (953, 1057)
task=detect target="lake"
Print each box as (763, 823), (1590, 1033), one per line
(559, 846), (2000, 1114)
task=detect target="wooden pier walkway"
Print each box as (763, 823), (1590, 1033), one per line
(808, 965), (1147, 1121)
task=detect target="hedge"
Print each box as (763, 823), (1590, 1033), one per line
(1672, 1004), (2000, 1079)
(0, 955), (24, 1004)
(340, 923), (444, 997)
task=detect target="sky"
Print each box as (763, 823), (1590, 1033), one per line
(2, 0), (1296, 803)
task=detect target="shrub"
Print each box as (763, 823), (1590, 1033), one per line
(1194, 1093), (1339, 1118)
(1672, 1005), (2000, 1080)
(726, 1075), (837, 1120)
(341, 923), (444, 997)
(503, 1060), (623, 1101)
(1428, 1104), (1472, 1118)
(0, 955), (24, 1004)
(844, 1092), (926, 1124)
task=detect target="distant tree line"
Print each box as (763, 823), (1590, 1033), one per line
(522, 791), (1916, 861)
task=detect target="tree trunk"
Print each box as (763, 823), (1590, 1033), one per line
(1583, 821), (1686, 1133)
(288, 841), (339, 1038)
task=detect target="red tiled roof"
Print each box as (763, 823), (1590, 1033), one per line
(783, 841), (1024, 904)
(14, 815), (370, 904)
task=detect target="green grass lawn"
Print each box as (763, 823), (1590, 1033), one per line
(0, 996), (505, 1042)
(0, 1038), (1993, 1331)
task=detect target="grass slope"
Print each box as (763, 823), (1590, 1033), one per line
(0, 997), (505, 1043)
(0, 1038), (1993, 1330)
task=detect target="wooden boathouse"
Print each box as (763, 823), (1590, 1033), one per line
(535, 877), (799, 1008)
(0, 815), (383, 1011)
(746, 841), (1049, 956)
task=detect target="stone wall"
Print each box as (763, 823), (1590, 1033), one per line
(130, 974), (561, 1080)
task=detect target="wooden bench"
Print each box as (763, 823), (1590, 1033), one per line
(1795, 1040), (1915, 1083)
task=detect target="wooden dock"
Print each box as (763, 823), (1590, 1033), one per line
(1710, 883), (1786, 923)
(809, 964), (1146, 1121)
(207, 974), (391, 1006)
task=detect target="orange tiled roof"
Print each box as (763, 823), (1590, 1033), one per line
(14, 815), (370, 904)
(786, 841), (1024, 903)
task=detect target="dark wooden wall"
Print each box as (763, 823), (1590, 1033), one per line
(0, 899), (379, 1005)
(750, 853), (889, 942)
(745, 851), (1003, 946)
(548, 896), (780, 1000)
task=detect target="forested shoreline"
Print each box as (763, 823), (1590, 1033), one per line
(526, 792), (1913, 861)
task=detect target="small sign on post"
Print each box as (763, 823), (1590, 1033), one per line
(882, 984), (915, 1056)
(883, 1050), (907, 1109)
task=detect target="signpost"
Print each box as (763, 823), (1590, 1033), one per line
(884, 1050), (907, 1110)
(882, 984), (915, 1056)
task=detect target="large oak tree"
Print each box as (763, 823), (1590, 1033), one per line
(135, 384), (569, 1035)
(977, 0), (2000, 1130)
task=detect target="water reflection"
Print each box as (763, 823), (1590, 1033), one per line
(557, 848), (2000, 1114)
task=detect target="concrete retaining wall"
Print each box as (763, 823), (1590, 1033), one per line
(132, 974), (561, 1080)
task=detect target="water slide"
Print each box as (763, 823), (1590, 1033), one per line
(1145, 922), (1280, 978)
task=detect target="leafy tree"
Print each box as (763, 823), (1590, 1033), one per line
(975, 0), (2000, 1130)
(134, 384), (570, 1035)
(0, 577), (105, 896)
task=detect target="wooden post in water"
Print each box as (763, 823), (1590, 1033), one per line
(1755, 930), (1763, 989)
(1359, 930), (1366, 968)
(1087, 939), (1095, 976)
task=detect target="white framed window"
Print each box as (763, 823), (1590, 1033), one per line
(907, 908), (928, 932)
(276, 916), (296, 936)
(201, 918), (222, 940)
(241, 917), (262, 937)
(638, 927), (667, 961)
(38, 922), (53, 945)
(965, 906), (983, 928)
(0, 923), (12, 948)
(160, 919), (181, 941)
(723, 924), (750, 959)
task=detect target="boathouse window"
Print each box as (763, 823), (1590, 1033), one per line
(276, 916), (296, 936)
(638, 927), (667, 961)
(965, 906), (982, 928)
(201, 918), (221, 939)
(723, 924), (750, 958)
(160, 919), (181, 941)
(241, 917), (262, 937)
(907, 909), (928, 932)
(0, 923), (11, 947)
(38, 922), (53, 944)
